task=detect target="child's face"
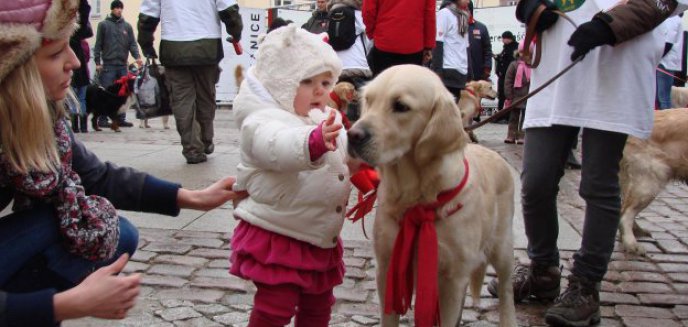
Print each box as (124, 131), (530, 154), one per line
(293, 71), (334, 117)
(35, 38), (80, 101)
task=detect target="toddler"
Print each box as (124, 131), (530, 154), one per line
(230, 25), (350, 326)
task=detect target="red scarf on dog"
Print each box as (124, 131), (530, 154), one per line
(348, 159), (470, 326)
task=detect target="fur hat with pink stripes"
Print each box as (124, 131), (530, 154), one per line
(0, 0), (79, 84)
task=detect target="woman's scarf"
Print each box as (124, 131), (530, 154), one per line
(447, 3), (470, 36)
(514, 59), (531, 88)
(0, 118), (119, 261)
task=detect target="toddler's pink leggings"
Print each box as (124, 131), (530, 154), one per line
(248, 282), (334, 327)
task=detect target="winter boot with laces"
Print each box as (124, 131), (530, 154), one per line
(487, 262), (561, 302)
(545, 274), (601, 327)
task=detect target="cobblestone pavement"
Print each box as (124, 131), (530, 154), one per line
(65, 111), (688, 327)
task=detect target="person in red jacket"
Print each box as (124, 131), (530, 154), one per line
(363, 0), (436, 76)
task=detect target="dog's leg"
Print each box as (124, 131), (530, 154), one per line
(376, 260), (401, 327)
(438, 275), (467, 326)
(111, 120), (121, 133)
(619, 174), (668, 256)
(620, 206), (646, 256)
(144, 118), (151, 128)
(162, 115), (170, 129)
(492, 244), (518, 327)
(139, 119), (145, 128)
(374, 216), (401, 327)
(91, 115), (102, 132)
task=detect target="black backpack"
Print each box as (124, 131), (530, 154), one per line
(327, 6), (358, 51)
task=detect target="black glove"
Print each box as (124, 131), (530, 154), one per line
(516, 0), (559, 32)
(567, 17), (616, 61)
(219, 5), (244, 42)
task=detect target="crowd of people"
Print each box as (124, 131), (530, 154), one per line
(1, 0), (687, 326)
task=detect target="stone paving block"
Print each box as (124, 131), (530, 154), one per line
(124, 261), (150, 273)
(156, 288), (225, 303)
(208, 259), (229, 268)
(174, 230), (224, 239)
(653, 232), (680, 240)
(619, 282), (673, 294)
(189, 276), (253, 292)
(601, 305), (615, 318)
(154, 254), (209, 267)
(230, 304), (253, 312)
(334, 287), (369, 302)
(142, 242), (192, 254)
(139, 229), (177, 242)
(660, 263), (688, 273)
(194, 304), (230, 315)
(222, 293), (255, 306)
(213, 312), (248, 325)
(157, 307), (202, 321)
(621, 271), (670, 283)
(674, 284), (688, 294)
(639, 294), (688, 305)
(353, 247), (375, 259)
(657, 239), (688, 254)
(674, 305), (688, 319)
(132, 250), (158, 262)
(600, 292), (640, 305)
(195, 268), (231, 279)
(161, 299), (194, 308)
(608, 261), (659, 272)
(149, 264), (196, 277)
(337, 303), (380, 316)
(187, 248), (231, 259)
(344, 240), (372, 249)
(615, 305), (675, 319)
(142, 275), (188, 288)
(352, 315), (378, 325)
(651, 254), (688, 263)
(345, 267), (368, 279)
(177, 237), (225, 248)
(173, 317), (222, 327)
(344, 257), (368, 268)
(622, 317), (682, 327)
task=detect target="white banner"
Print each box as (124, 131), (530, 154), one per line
(217, 8), (268, 104)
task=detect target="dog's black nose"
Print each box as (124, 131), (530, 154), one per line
(348, 126), (370, 146)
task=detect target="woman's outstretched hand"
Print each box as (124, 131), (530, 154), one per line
(177, 176), (248, 211)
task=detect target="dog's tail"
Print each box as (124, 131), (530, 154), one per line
(234, 65), (244, 88)
(469, 263), (487, 307)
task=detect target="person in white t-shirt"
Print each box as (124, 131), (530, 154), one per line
(486, 0), (688, 326)
(431, 0), (471, 96)
(657, 15), (684, 109)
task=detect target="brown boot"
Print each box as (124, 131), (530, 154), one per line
(545, 275), (601, 326)
(488, 262), (561, 303)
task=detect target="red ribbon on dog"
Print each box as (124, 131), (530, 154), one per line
(384, 158), (470, 327)
(116, 73), (136, 97)
(346, 164), (379, 226)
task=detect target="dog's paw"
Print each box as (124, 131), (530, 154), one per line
(623, 241), (647, 256)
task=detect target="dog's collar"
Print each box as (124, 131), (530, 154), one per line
(465, 87), (482, 111)
(329, 91), (344, 109)
(384, 158), (470, 325)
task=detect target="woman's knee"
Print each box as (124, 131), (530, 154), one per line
(117, 217), (139, 257)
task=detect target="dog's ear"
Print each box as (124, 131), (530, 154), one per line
(414, 89), (466, 166)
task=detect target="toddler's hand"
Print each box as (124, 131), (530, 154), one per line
(322, 110), (342, 151)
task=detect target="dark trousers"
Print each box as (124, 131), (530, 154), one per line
(367, 46), (423, 77)
(0, 204), (138, 291)
(165, 65), (220, 159)
(521, 126), (627, 282)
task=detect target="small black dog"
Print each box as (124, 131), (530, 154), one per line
(85, 73), (136, 132)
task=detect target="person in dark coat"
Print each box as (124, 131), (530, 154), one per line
(69, 0), (94, 133)
(495, 30), (519, 111)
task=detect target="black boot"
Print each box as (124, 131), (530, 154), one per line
(488, 262), (561, 302)
(71, 114), (80, 133)
(79, 114), (88, 133)
(545, 275), (601, 326)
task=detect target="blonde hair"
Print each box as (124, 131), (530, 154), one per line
(0, 57), (65, 174)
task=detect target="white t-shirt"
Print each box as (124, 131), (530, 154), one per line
(436, 7), (469, 75)
(524, 0), (687, 139)
(140, 0), (237, 41)
(659, 15), (684, 71)
(336, 10), (372, 71)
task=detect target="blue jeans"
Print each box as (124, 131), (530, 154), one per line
(521, 126), (627, 282)
(71, 86), (87, 116)
(0, 204), (138, 290)
(656, 65), (674, 110)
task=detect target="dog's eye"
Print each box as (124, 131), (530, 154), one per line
(392, 101), (410, 113)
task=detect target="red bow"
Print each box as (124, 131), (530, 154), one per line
(384, 158), (470, 327)
(346, 165), (379, 234)
(116, 73), (135, 97)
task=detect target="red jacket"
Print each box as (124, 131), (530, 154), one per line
(363, 0), (436, 54)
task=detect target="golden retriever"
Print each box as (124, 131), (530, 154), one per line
(671, 86), (688, 109)
(347, 65), (517, 326)
(328, 81), (356, 111)
(458, 80), (498, 143)
(619, 108), (688, 255)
